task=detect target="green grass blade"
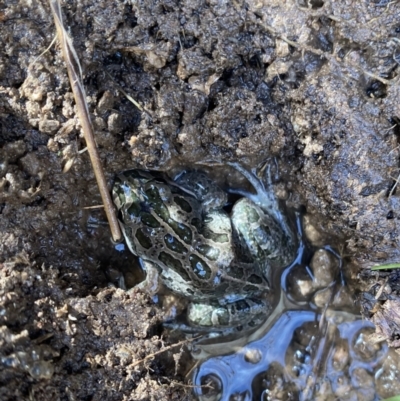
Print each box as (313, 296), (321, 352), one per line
(371, 263), (400, 271)
(380, 396), (400, 401)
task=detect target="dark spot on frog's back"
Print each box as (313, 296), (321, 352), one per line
(139, 211), (160, 228)
(145, 186), (170, 220)
(173, 196), (192, 213)
(189, 254), (212, 279)
(191, 217), (202, 231)
(248, 274), (263, 284)
(159, 252), (191, 281)
(234, 300), (251, 312)
(127, 202), (141, 217)
(243, 284), (259, 292)
(136, 228), (153, 249)
(164, 233), (188, 253)
(171, 221), (193, 244)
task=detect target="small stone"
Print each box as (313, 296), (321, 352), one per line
(93, 116), (106, 131)
(275, 39), (290, 58)
(19, 153), (41, 176)
(375, 350), (400, 399)
(332, 287), (354, 309)
(2, 140), (27, 163)
(266, 60), (291, 81)
(200, 374), (223, 399)
(39, 119), (60, 134)
(351, 368), (374, 389)
(107, 113), (122, 134)
(353, 327), (384, 362)
(0, 157), (8, 178)
(314, 378), (334, 400)
(244, 348), (262, 364)
(292, 113), (312, 134)
(293, 278), (313, 299)
(313, 287), (333, 308)
(286, 266), (314, 300)
(310, 249), (338, 289)
(303, 215), (323, 245)
(28, 361), (54, 380)
(331, 340), (350, 371)
(115, 346), (133, 366)
(331, 375), (352, 398)
(26, 100), (41, 119)
(47, 138), (59, 153)
(97, 90), (114, 114)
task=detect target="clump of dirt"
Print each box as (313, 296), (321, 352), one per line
(1, 0), (400, 399)
(0, 252), (190, 400)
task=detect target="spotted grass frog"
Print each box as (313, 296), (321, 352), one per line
(112, 164), (296, 329)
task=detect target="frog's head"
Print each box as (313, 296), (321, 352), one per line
(113, 173), (143, 221)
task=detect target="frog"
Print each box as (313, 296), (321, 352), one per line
(112, 164), (296, 329)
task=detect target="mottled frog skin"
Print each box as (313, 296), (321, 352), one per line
(112, 165), (295, 328)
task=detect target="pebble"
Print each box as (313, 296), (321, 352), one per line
(310, 249), (338, 289)
(332, 340), (350, 371)
(303, 215), (323, 245)
(375, 351), (400, 399)
(352, 327), (383, 361)
(96, 90), (114, 114)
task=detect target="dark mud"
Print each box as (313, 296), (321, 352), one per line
(1, 0), (400, 399)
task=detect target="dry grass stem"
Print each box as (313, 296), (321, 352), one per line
(129, 336), (200, 368)
(103, 70), (153, 118)
(83, 205), (105, 210)
(388, 172), (400, 197)
(30, 34), (57, 67)
(263, 22), (392, 86)
(49, 0), (121, 242)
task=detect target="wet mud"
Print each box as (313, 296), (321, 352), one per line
(1, 0), (400, 399)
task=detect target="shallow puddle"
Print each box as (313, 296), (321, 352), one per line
(110, 168), (400, 400)
(189, 218), (398, 401)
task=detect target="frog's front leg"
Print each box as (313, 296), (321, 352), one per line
(134, 259), (161, 294)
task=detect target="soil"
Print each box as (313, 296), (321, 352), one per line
(1, 0), (400, 399)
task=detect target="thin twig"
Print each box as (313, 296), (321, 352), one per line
(103, 70), (144, 112)
(129, 336), (201, 368)
(388, 171), (400, 198)
(263, 22), (392, 86)
(103, 69), (153, 118)
(29, 34), (57, 67)
(83, 205), (104, 210)
(49, 0), (121, 242)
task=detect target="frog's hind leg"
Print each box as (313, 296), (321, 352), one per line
(232, 197), (289, 279)
(187, 298), (269, 328)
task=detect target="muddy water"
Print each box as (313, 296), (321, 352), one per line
(107, 166), (400, 400)
(189, 220), (397, 401)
